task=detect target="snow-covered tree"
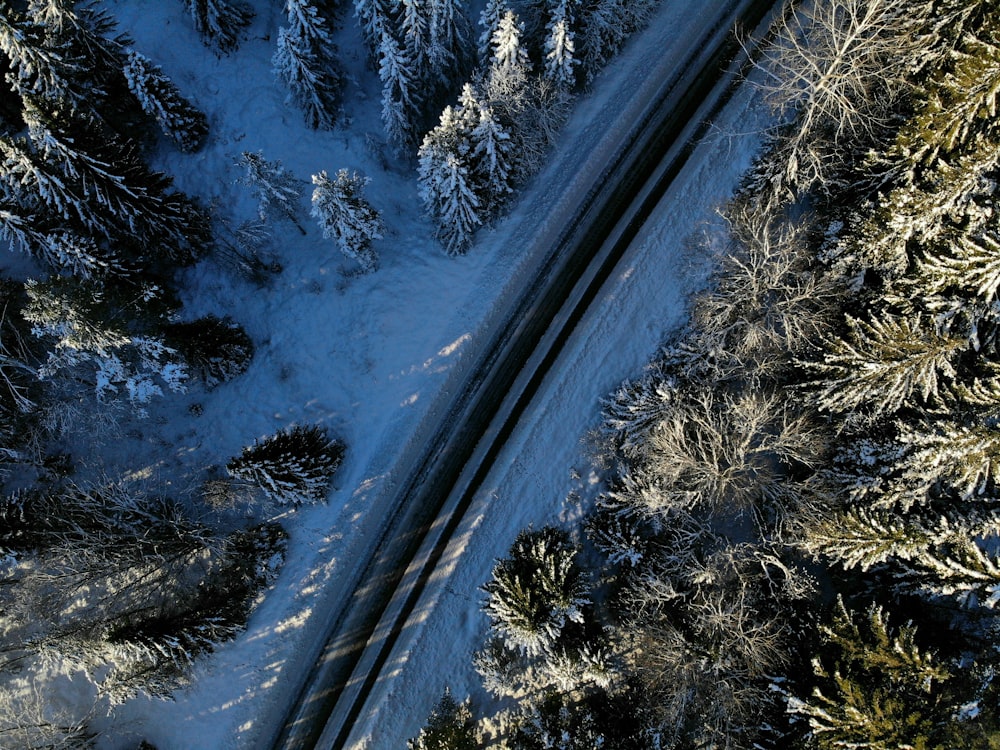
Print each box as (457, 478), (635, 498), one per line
(227, 424), (345, 505)
(807, 313), (965, 420)
(181, 0), (254, 53)
(87, 522), (285, 704)
(543, 0), (577, 89)
(164, 315), (254, 389)
(757, 0), (931, 201)
(3, 105), (208, 263)
(273, 0), (343, 130)
(354, 0), (392, 55)
(692, 205), (842, 378)
(310, 169), (383, 273)
(407, 688), (477, 750)
(573, 0), (654, 84)
(378, 28), (422, 151)
(426, 0), (473, 86)
(489, 9), (529, 76)
(0, 10), (84, 106)
(237, 151), (306, 234)
(0, 202), (114, 277)
(477, 0), (507, 63)
(23, 276), (187, 411)
(124, 50), (208, 152)
(399, 0), (430, 71)
(471, 98), (516, 203)
(640, 387), (822, 518)
(786, 598), (965, 750)
(482, 526), (589, 657)
(421, 146), (481, 255)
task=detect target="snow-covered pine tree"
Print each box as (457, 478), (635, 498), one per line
(471, 98), (516, 205)
(489, 9), (530, 77)
(123, 50), (208, 152)
(0, 134), (102, 234)
(786, 598), (965, 749)
(354, 0), (393, 58)
(399, 0), (430, 73)
(23, 276), (188, 410)
(12, 103), (209, 263)
(378, 28), (422, 151)
(273, 0), (343, 130)
(427, 148), (480, 254)
(543, 0), (577, 89)
(237, 151), (306, 234)
(794, 504), (936, 572)
(164, 315), (254, 388)
(407, 688), (477, 750)
(94, 522), (286, 704)
(0, 202), (114, 277)
(426, 0), (472, 88)
(227, 424), (345, 505)
(807, 312), (965, 420)
(181, 0), (254, 53)
(0, 10), (84, 107)
(482, 526), (589, 657)
(888, 9), (1000, 177)
(477, 0), (507, 63)
(310, 169), (383, 273)
(25, 0), (148, 132)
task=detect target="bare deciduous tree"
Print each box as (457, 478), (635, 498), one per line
(754, 0), (930, 202)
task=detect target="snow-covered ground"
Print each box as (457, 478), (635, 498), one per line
(38, 1), (774, 748)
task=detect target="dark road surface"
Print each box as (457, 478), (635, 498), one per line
(271, 2), (780, 747)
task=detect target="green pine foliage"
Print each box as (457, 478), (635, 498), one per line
(481, 526), (590, 658)
(227, 424), (345, 505)
(164, 315), (255, 389)
(407, 688), (477, 750)
(787, 598), (996, 749)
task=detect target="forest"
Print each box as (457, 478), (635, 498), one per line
(0, 0), (661, 746)
(408, 0), (1000, 748)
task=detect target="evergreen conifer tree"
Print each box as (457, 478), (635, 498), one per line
(237, 151), (306, 234)
(310, 169), (383, 273)
(808, 313), (965, 419)
(273, 0), (343, 130)
(378, 28), (421, 151)
(482, 526), (589, 657)
(164, 315), (254, 389)
(407, 688), (477, 750)
(477, 0), (507, 63)
(786, 598), (971, 749)
(543, 0), (577, 89)
(181, 0), (254, 53)
(227, 424), (345, 505)
(123, 50), (208, 152)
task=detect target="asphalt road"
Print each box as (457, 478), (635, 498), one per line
(270, 2), (780, 747)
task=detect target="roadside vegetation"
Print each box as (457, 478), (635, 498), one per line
(416, 0), (1000, 746)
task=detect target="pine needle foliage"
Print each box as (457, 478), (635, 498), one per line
(806, 313), (965, 419)
(227, 424), (345, 505)
(482, 526), (589, 657)
(407, 688), (477, 750)
(123, 50), (208, 153)
(786, 598), (979, 749)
